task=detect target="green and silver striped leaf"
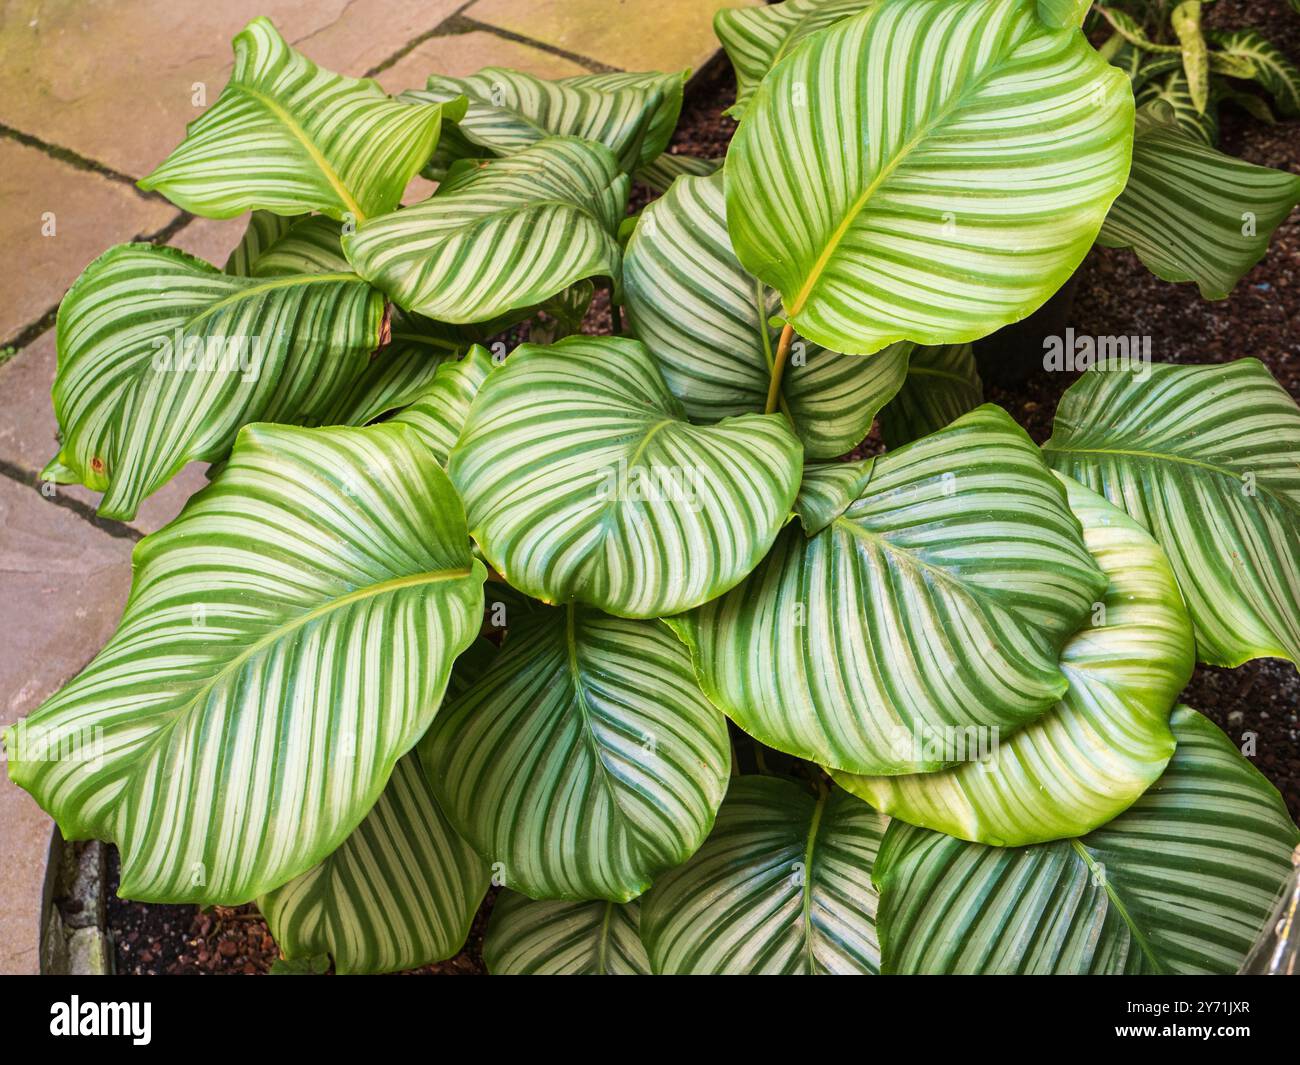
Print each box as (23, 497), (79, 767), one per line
(404, 67), (684, 177)
(448, 336), (803, 619)
(1138, 67), (1218, 143)
(484, 893), (650, 975)
(639, 777), (888, 974)
(793, 458), (875, 536)
(623, 171), (911, 458)
(6, 422), (486, 904)
(42, 243), (383, 521)
(715, 0), (875, 119)
(1043, 360), (1300, 668)
(343, 137), (627, 325)
(225, 213), (351, 276)
(878, 343), (982, 448)
(258, 750), (487, 974)
(835, 474), (1192, 845)
(633, 152), (719, 195)
(1098, 103), (1300, 300)
(874, 707), (1300, 974)
(1209, 28), (1300, 116)
(725, 0), (1135, 356)
(316, 310), (469, 430)
(421, 603), (731, 902)
(139, 17), (457, 222)
(388, 345), (497, 465)
(670, 405), (1108, 775)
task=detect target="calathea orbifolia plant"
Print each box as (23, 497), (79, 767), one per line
(6, 0), (1300, 975)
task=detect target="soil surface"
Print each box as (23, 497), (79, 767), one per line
(106, 0), (1300, 975)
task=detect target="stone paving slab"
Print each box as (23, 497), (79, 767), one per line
(0, 330), (210, 536)
(0, 0), (464, 180)
(0, 473), (137, 974)
(376, 29), (590, 94)
(464, 0), (760, 74)
(0, 140), (176, 347)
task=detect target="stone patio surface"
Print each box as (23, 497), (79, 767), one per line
(0, 0), (755, 974)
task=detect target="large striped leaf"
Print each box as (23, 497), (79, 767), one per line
(835, 474), (1192, 845)
(421, 604), (730, 901)
(669, 405), (1108, 775)
(225, 212), (350, 276)
(484, 893), (650, 975)
(878, 343), (981, 448)
(256, 637), (496, 975)
(1138, 66), (1218, 143)
(42, 243), (384, 521)
(389, 346), (497, 465)
(138, 18), (457, 222)
(1209, 29), (1300, 116)
(5, 423), (486, 903)
(258, 750), (487, 974)
(1098, 103), (1300, 299)
(714, 0), (875, 119)
(317, 310), (469, 430)
(623, 171), (911, 458)
(1043, 360), (1300, 667)
(873, 707), (1300, 974)
(404, 68), (685, 176)
(343, 137), (627, 324)
(725, 0), (1134, 356)
(447, 336), (803, 618)
(639, 777), (888, 974)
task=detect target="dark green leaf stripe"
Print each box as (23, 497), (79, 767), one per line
(670, 405), (1107, 775)
(258, 751), (487, 974)
(226, 213), (350, 277)
(448, 336), (803, 618)
(405, 67), (684, 175)
(639, 777), (888, 974)
(878, 343), (982, 448)
(1097, 103), (1300, 300)
(1043, 360), (1300, 667)
(715, 0), (876, 119)
(726, 0), (1134, 356)
(484, 893), (651, 975)
(43, 243), (383, 520)
(389, 346), (497, 465)
(139, 17), (456, 222)
(422, 604), (730, 901)
(343, 137), (627, 324)
(874, 708), (1300, 974)
(623, 171), (911, 459)
(6, 423), (486, 903)
(835, 474), (1192, 845)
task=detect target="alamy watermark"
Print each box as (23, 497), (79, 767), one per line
(1043, 328), (1151, 377)
(150, 328), (266, 382)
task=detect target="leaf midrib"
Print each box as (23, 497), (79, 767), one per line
(240, 85), (367, 222)
(800, 792), (828, 974)
(1044, 442), (1300, 516)
(186, 271), (364, 330)
(1069, 839), (1167, 974)
(125, 565), (475, 808)
(787, 15), (1020, 317)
